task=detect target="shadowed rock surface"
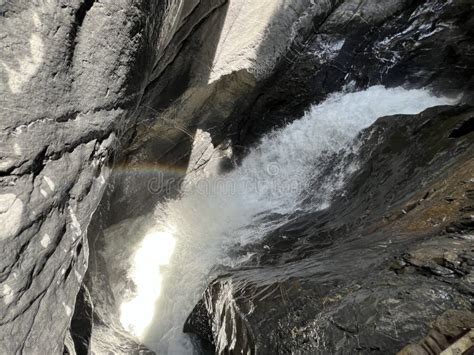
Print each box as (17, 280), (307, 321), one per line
(231, 0), (474, 148)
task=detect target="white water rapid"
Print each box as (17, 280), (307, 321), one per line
(120, 86), (455, 353)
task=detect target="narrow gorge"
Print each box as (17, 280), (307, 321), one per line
(0, 1), (473, 354)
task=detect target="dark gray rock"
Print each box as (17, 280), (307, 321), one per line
(67, 285), (93, 355)
(231, 0), (474, 148)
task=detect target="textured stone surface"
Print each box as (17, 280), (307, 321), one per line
(0, 0), (167, 353)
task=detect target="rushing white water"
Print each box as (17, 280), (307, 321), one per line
(120, 86), (455, 353)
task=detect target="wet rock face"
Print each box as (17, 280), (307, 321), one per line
(101, 0), (330, 225)
(233, 0), (474, 147)
(185, 105), (474, 354)
(181, 5), (474, 351)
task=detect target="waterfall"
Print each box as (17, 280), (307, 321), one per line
(120, 86), (455, 353)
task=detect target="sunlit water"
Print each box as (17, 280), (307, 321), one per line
(120, 86), (455, 353)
